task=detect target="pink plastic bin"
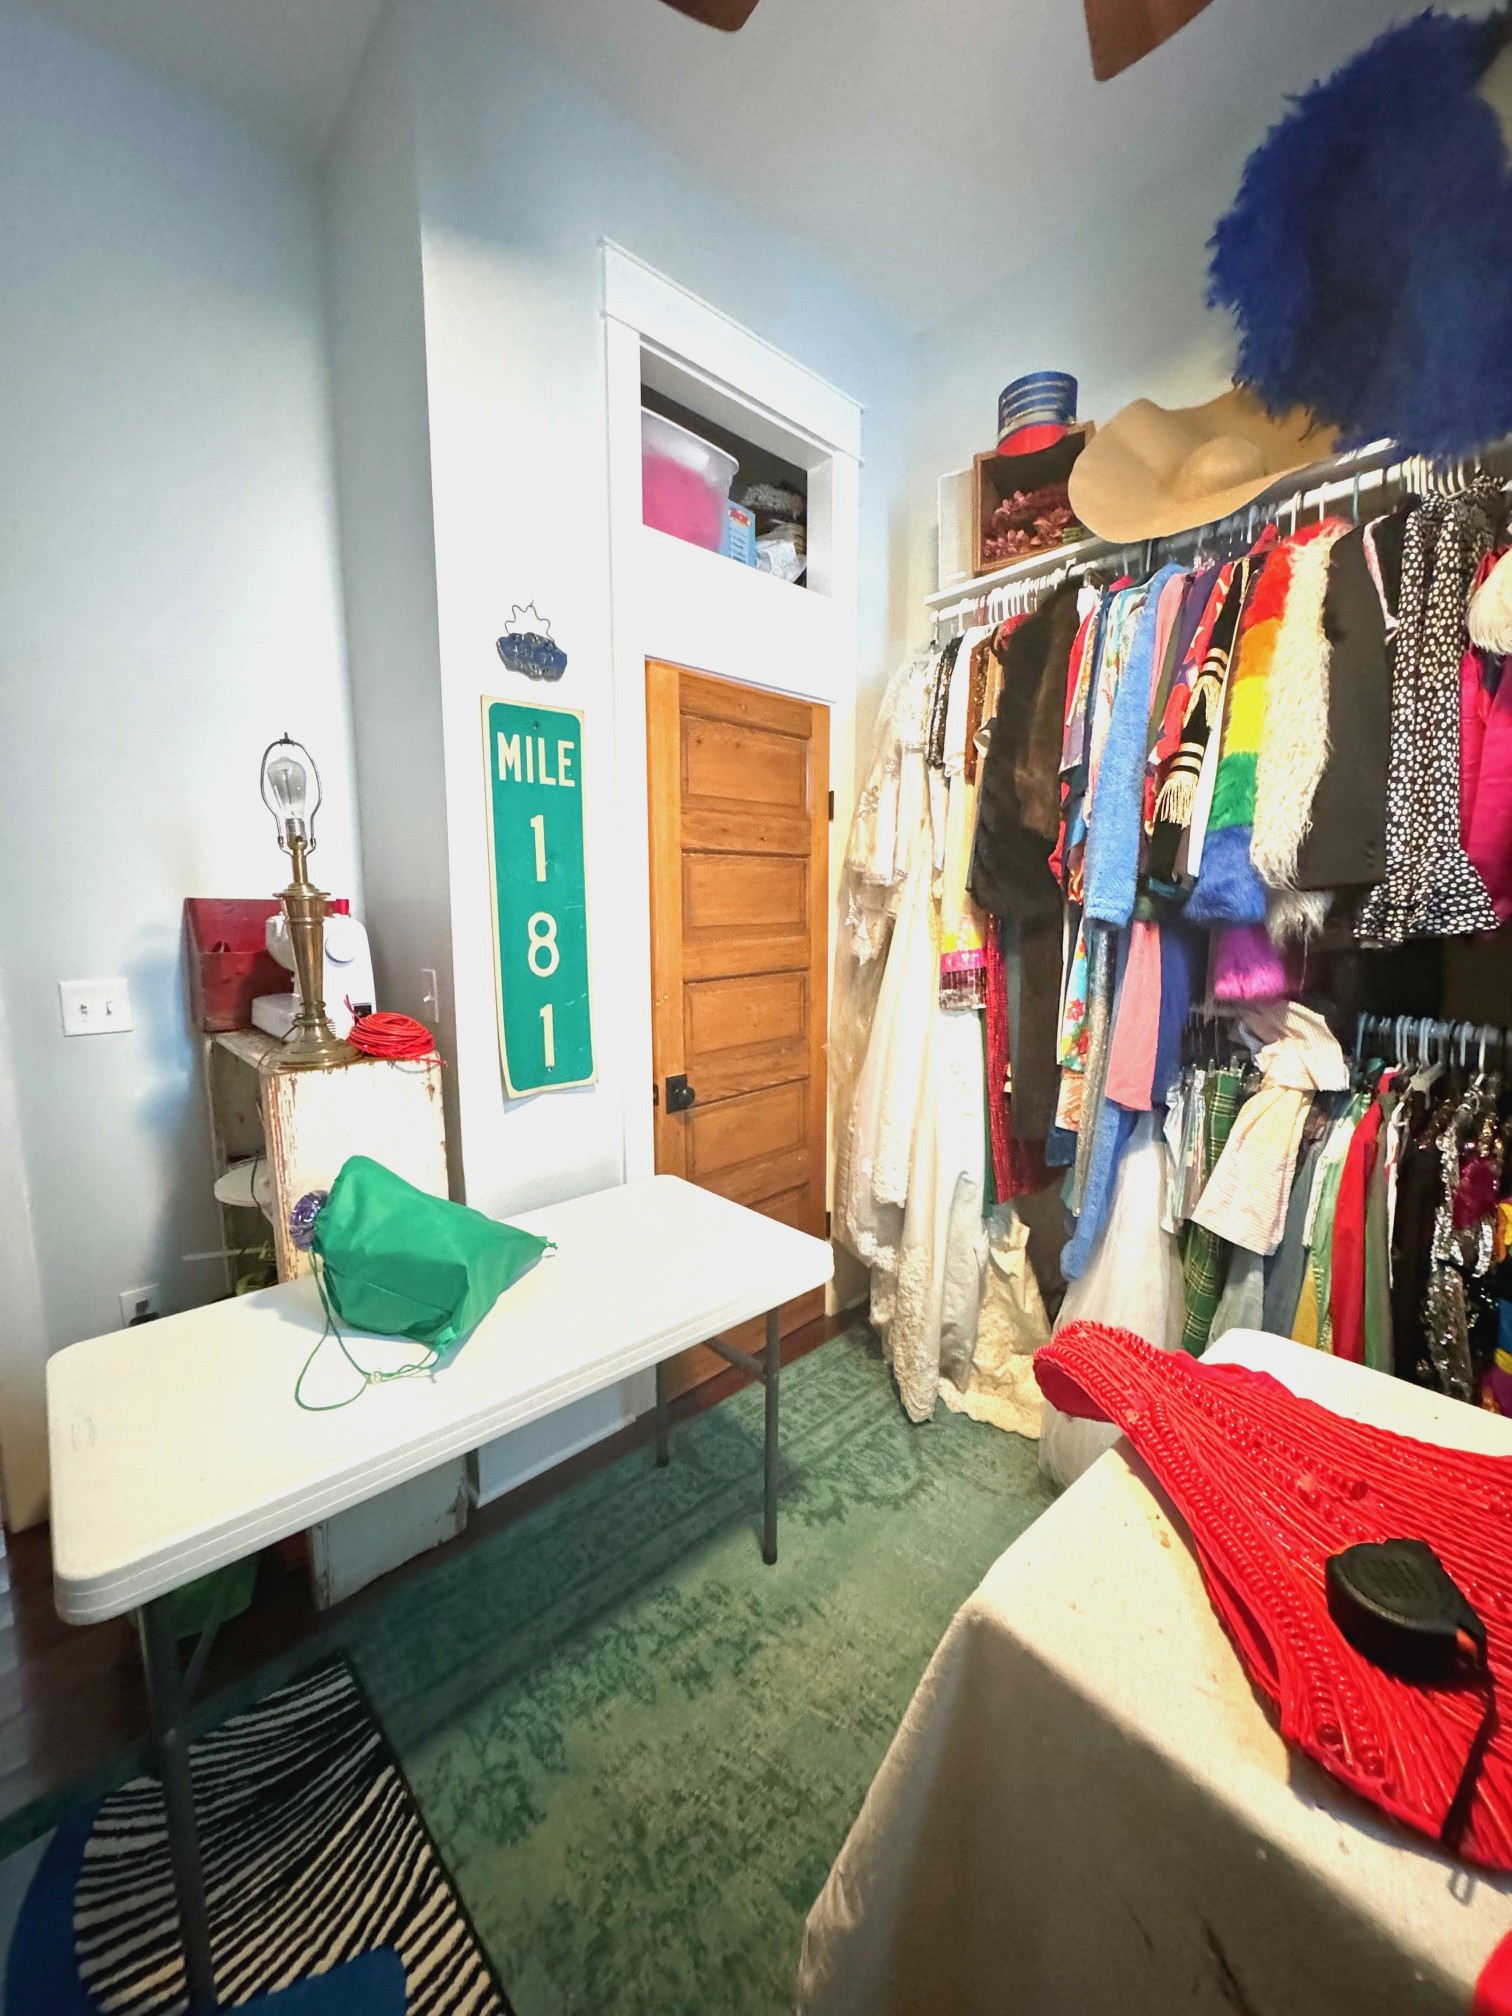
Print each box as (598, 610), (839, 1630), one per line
(641, 408), (739, 552)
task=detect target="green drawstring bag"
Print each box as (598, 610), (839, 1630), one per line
(297, 1155), (552, 1409)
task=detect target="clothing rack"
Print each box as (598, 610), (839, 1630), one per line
(1354, 1013), (1510, 1074)
(927, 433), (1512, 637)
(1183, 1006), (1512, 1072)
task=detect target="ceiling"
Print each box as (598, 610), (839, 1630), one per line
(18, 0), (1490, 326)
(508, 0), (1474, 328)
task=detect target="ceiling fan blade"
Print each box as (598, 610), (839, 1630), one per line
(1083, 0), (1215, 80)
(657, 0), (762, 28)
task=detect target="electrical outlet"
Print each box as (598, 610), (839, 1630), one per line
(60, 977), (133, 1037)
(118, 1283), (160, 1327)
(418, 967), (440, 1026)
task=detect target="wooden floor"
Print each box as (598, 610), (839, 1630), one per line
(0, 1310), (849, 1837)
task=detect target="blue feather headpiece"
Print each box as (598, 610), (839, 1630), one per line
(1209, 9), (1512, 459)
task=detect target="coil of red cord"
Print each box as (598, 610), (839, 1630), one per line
(348, 1012), (439, 1062)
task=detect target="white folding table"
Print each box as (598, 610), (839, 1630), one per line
(48, 1173), (833, 2013)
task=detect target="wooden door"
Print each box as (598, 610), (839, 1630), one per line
(646, 661), (829, 1398)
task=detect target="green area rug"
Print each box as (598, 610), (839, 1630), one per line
(350, 1328), (1053, 2016)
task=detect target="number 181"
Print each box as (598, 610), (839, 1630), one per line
(528, 816), (556, 1069)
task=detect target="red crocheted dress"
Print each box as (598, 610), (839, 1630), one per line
(1034, 1323), (1512, 1870)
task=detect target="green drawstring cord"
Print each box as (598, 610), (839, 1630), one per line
(294, 1259), (441, 1412)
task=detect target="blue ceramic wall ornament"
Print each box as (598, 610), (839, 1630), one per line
(496, 603), (568, 681)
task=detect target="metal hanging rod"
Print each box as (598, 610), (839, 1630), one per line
(1354, 1013), (1510, 1073)
(926, 432), (1512, 635)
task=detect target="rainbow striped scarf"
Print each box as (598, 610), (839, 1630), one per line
(1187, 539), (1300, 925)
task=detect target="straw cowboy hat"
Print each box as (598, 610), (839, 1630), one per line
(1067, 386), (1335, 543)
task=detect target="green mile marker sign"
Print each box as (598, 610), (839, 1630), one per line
(482, 696), (595, 1097)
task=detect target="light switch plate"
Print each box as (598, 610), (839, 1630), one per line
(59, 977), (133, 1037)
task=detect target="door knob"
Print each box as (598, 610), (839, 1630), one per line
(665, 1074), (697, 1113)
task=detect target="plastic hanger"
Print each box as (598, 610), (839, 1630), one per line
(1408, 1017), (1444, 1095)
(1478, 1024), (1504, 1077)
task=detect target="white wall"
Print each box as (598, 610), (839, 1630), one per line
(800, 136), (1253, 801)
(334, 0), (915, 1497)
(897, 138), (1263, 648)
(0, 1), (359, 1515)
(322, 7), (462, 1188)
(0, 993), (49, 1526)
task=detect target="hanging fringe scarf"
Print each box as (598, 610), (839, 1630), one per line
(1251, 522), (1350, 894)
(1147, 552), (1257, 884)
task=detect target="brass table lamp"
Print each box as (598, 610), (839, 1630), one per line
(259, 735), (358, 1071)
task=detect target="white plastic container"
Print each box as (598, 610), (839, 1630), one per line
(641, 408), (739, 552)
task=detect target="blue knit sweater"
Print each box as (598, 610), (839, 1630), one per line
(1082, 565), (1186, 928)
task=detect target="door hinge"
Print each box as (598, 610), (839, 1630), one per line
(828, 789), (835, 821)
(652, 1080), (659, 1108)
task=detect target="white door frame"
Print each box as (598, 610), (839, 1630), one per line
(600, 241), (863, 1190)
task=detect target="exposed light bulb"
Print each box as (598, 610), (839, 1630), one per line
(259, 736), (322, 850)
(265, 753), (308, 827)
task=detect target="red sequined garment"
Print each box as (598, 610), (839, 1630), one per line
(1034, 1323), (1512, 1869)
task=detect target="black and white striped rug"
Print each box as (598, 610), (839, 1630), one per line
(71, 1660), (510, 2016)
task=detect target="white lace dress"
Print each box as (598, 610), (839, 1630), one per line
(838, 642), (1008, 1423)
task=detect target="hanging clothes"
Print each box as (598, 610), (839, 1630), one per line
(969, 582), (1083, 1140)
(936, 628), (992, 1007)
(1083, 565), (1186, 928)
(983, 917), (1050, 1203)
(840, 454), (1512, 1439)
(1263, 1109), (1331, 1335)
(1190, 1003), (1349, 1258)
(840, 838), (937, 1287)
(1180, 1067), (1245, 1355)
(1292, 1096), (1364, 1352)
(1358, 483), (1504, 942)
(1391, 1128), (1444, 1383)
(1188, 536), (1302, 926)
(1362, 1079), (1399, 1375)
(1328, 1077), (1389, 1365)
(1251, 520), (1347, 891)
(1463, 551), (1512, 920)
(1147, 555), (1254, 888)
(1293, 501), (1412, 892)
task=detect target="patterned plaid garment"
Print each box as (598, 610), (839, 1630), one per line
(1180, 1068), (1244, 1355)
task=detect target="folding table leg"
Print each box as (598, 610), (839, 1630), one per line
(139, 1597), (219, 2013)
(654, 1359), (671, 1467)
(762, 1306), (781, 1566)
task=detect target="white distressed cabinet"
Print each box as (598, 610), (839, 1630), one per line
(202, 1030), (470, 1605)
